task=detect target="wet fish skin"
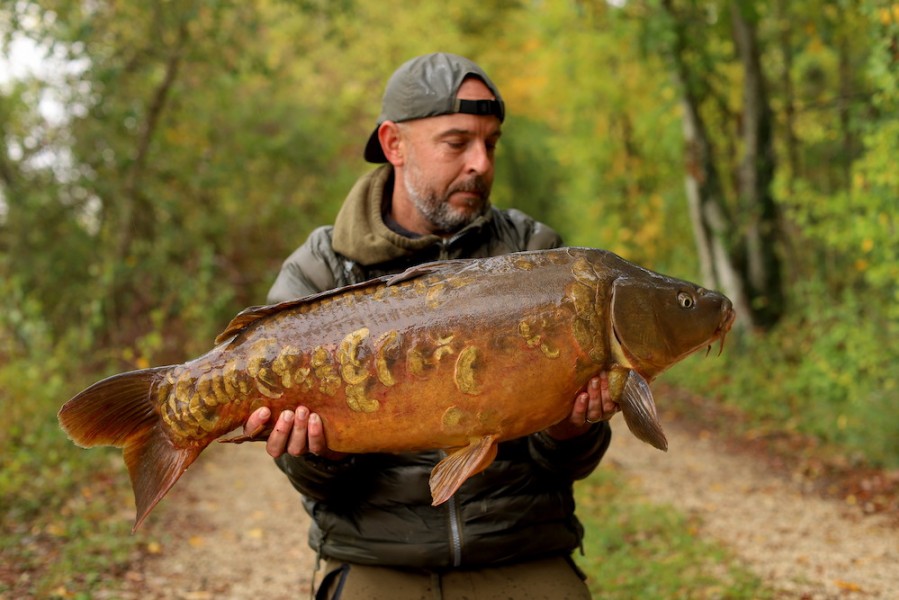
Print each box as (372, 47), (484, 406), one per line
(58, 247), (734, 531)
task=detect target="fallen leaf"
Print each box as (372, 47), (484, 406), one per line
(834, 579), (863, 592)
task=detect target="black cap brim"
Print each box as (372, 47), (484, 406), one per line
(364, 126), (387, 163)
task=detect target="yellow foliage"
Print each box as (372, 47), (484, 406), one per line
(879, 5), (899, 24)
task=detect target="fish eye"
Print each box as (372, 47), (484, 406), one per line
(677, 292), (695, 309)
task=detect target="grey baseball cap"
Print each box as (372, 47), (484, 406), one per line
(363, 52), (505, 163)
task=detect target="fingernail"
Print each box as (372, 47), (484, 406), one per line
(310, 414), (320, 426)
(258, 407), (270, 419)
(591, 378), (600, 389)
(296, 407), (308, 420)
(281, 410), (294, 422)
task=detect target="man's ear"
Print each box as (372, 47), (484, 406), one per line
(378, 121), (405, 166)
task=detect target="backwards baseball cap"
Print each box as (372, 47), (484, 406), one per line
(363, 52), (505, 163)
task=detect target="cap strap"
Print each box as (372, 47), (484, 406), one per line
(454, 98), (504, 120)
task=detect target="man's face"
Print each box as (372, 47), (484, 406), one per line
(396, 78), (502, 235)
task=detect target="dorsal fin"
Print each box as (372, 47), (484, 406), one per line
(384, 260), (466, 286)
(214, 303), (282, 345)
(213, 258), (476, 346)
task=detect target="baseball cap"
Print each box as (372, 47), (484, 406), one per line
(363, 52), (505, 163)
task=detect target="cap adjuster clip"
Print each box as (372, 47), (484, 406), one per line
(455, 98), (503, 120)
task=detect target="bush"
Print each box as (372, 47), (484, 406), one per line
(664, 277), (899, 467)
(0, 317), (139, 597)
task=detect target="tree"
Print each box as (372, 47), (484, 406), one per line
(657, 0), (784, 329)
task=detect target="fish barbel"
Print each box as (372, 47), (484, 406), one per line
(58, 247), (735, 531)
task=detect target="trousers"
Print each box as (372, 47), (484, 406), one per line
(314, 555), (591, 600)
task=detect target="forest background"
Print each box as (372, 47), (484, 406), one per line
(1, 0), (896, 597)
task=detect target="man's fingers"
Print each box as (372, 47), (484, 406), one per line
(585, 373), (617, 423)
(307, 413), (327, 456)
(584, 377), (603, 422)
(266, 410), (294, 458)
(597, 372), (617, 415)
(569, 391), (588, 425)
(286, 407), (310, 456)
(244, 406), (271, 436)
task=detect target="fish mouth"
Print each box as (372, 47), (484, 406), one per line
(710, 305), (736, 356)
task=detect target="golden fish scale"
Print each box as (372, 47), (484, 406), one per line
(155, 252), (611, 450)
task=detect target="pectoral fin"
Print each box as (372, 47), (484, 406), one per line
(429, 435), (498, 506)
(619, 370), (668, 451)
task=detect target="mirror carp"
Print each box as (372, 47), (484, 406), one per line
(59, 247), (735, 531)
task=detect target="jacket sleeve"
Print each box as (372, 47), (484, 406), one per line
(527, 422), (612, 481)
(275, 452), (365, 501)
(497, 208), (564, 252)
(266, 226), (342, 304)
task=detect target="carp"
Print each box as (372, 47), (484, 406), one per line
(59, 247), (734, 531)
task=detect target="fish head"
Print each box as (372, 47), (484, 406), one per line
(609, 274), (735, 380)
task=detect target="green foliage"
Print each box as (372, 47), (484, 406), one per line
(662, 0), (896, 467)
(575, 468), (770, 599)
(666, 275), (899, 466)
(0, 324), (138, 597)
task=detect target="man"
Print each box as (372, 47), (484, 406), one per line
(244, 52), (618, 599)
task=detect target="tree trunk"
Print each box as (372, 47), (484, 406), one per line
(660, 0), (752, 329)
(659, 0), (785, 330)
(730, 0), (785, 328)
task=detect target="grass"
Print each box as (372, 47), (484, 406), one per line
(575, 467), (772, 599)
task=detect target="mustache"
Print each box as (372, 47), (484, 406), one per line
(449, 176), (490, 199)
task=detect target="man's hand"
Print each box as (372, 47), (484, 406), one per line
(545, 372), (618, 441)
(244, 406), (348, 461)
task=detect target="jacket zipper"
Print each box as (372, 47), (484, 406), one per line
(439, 450), (464, 567)
(447, 494), (463, 567)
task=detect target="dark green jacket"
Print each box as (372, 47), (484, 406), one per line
(268, 165), (611, 569)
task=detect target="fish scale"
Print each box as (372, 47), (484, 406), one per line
(58, 247), (734, 532)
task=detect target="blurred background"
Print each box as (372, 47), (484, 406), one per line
(1, 0), (896, 597)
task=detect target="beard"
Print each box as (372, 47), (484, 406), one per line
(403, 161), (492, 235)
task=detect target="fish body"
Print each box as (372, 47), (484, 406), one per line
(59, 247), (734, 531)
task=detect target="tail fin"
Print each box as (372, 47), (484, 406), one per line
(58, 367), (203, 532)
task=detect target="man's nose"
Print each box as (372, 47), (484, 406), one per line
(465, 141), (493, 175)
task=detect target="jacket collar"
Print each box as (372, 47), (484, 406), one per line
(331, 165), (493, 266)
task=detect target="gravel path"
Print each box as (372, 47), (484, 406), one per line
(607, 420), (898, 599)
(121, 418), (898, 599)
(123, 443), (317, 599)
